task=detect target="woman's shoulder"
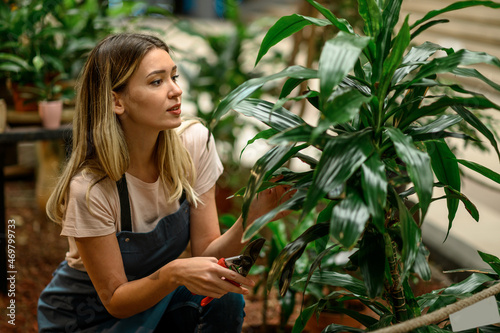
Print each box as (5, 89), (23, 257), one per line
(177, 118), (209, 136)
(69, 169), (116, 199)
(176, 118), (211, 147)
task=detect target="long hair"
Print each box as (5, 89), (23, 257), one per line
(47, 33), (198, 224)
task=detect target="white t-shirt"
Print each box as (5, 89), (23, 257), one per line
(61, 122), (224, 271)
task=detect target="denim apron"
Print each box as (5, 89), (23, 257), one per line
(37, 176), (191, 332)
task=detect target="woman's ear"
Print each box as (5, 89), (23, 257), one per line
(112, 91), (125, 115)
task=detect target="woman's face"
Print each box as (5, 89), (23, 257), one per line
(114, 48), (183, 132)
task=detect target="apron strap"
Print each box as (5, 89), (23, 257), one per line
(116, 174), (133, 232)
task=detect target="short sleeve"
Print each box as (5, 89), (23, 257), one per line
(61, 173), (118, 238)
(179, 122), (224, 195)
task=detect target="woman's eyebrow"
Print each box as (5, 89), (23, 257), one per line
(146, 66), (177, 78)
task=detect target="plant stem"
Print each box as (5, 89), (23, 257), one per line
(384, 233), (408, 323)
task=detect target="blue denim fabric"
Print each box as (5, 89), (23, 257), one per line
(155, 286), (245, 333)
(38, 180), (246, 332)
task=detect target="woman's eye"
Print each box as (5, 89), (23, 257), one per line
(151, 79), (163, 86)
(172, 75), (180, 82)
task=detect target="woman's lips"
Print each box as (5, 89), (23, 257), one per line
(167, 104), (181, 115)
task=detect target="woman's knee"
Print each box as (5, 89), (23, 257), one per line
(201, 292), (245, 325)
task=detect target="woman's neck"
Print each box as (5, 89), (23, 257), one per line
(126, 133), (160, 183)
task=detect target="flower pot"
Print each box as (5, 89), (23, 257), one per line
(10, 82), (38, 112)
(38, 100), (63, 129)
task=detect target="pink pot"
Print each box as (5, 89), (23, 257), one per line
(38, 100), (63, 129)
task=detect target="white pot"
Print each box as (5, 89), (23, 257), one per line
(38, 100), (63, 129)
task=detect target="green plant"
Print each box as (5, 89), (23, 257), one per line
(210, 0), (500, 331)
(0, 0), (171, 103)
(0, 0), (65, 84)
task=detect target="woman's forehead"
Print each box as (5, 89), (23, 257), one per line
(137, 48), (176, 74)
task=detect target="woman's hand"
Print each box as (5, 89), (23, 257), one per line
(171, 257), (255, 299)
(246, 182), (295, 223)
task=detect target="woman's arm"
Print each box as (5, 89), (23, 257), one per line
(190, 183), (293, 259)
(76, 233), (255, 318)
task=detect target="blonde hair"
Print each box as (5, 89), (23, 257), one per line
(47, 33), (198, 224)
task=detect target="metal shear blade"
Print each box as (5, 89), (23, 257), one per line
(224, 238), (265, 277)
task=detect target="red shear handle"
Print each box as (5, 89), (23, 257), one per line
(200, 258), (241, 306)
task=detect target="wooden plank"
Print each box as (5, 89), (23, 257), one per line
(6, 109), (74, 125)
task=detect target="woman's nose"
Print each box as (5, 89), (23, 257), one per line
(169, 82), (182, 99)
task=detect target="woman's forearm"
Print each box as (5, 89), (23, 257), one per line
(105, 260), (181, 318)
(199, 215), (247, 259)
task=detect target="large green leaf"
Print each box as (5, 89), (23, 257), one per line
(407, 114), (463, 136)
(318, 32), (372, 105)
(412, 243), (432, 281)
(392, 42), (443, 86)
(411, 131), (474, 143)
(410, 1), (500, 30)
(279, 77), (307, 99)
(267, 222), (330, 295)
(305, 0), (354, 33)
(255, 14), (331, 65)
(433, 183), (480, 222)
(210, 66), (317, 128)
(330, 192), (370, 249)
(452, 67), (500, 92)
(378, 15), (410, 100)
(457, 159), (500, 184)
(426, 140), (461, 239)
(302, 244), (342, 293)
(239, 129), (278, 159)
(399, 95), (500, 130)
(323, 88), (372, 124)
(361, 153), (387, 232)
(0, 53), (32, 70)
(372, 0), (403, 84)
(358, 0), (382, 37)
(408, 49), (500, 87)
(478, 251), (500, 276)
(268, 123), (321, 146)
(359, 231), (386, 298)
(232, 98), (305, 132)
(241, 145), (298, 224)
(386, 128), (433, 221)
(452, 105), (500, 161)
(419, 273), (494, 312)
(296, 270), (368, 296)
(303, 130), (375, 218)
(292, 304), (316, 333)
(243, 189), (307, 242)
(396, 189), (422, 281)
(410, 19), (449, 41)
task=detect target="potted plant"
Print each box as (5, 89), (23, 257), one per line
(31, 71), (69, 129)
(0, 0), (68, 111)
(210, 0), (500, 331)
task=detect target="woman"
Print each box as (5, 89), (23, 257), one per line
(37, 33), (291, 332)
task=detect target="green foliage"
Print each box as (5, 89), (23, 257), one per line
(0, 0), (171, 102)
(210, 0), (500, 330)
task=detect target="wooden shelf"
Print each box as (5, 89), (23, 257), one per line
(6, 108), (74, 125)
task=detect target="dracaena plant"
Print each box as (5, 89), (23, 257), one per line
(210, 0), (500, 331)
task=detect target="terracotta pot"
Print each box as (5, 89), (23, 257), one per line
(10, 82), (38, 111)
(38, 100), (63, 129)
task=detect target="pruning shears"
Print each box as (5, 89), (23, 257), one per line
(200, 238), (266, 306)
